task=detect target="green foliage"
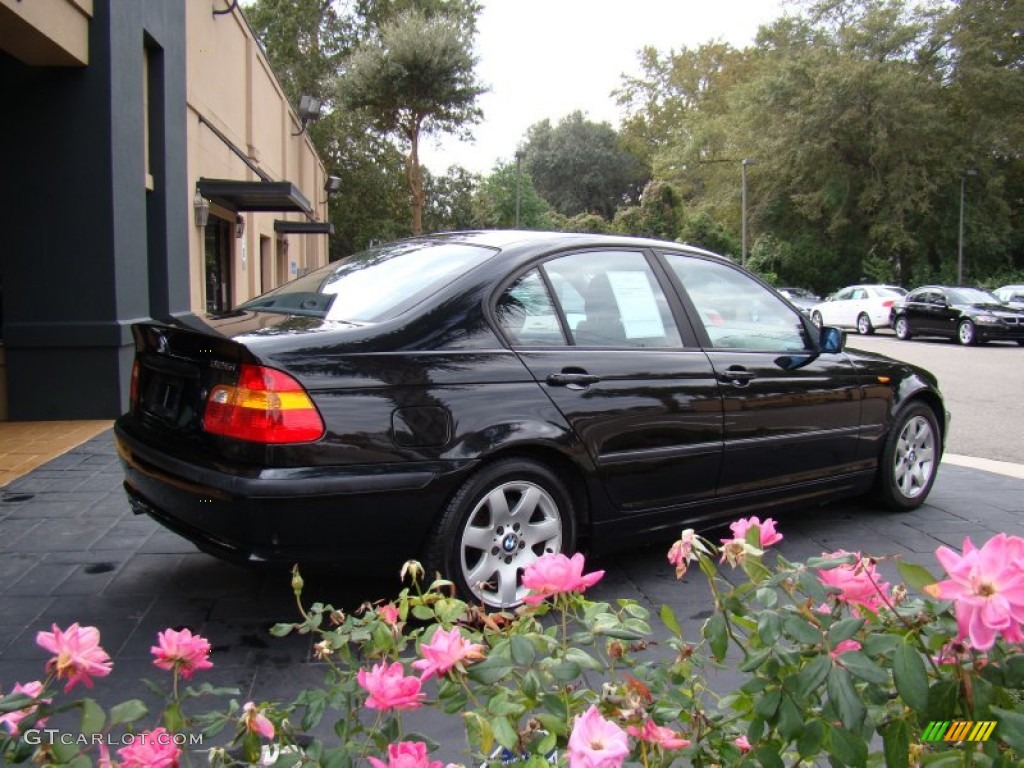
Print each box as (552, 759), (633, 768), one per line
(339, 7), (485, 235)
(8, 533), (1024, 766)
(472, 161), (554, 230)
(522, 111), (650, 220)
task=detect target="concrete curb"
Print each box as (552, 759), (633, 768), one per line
(942, 452), (1024, 480)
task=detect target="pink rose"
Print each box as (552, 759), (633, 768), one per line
(378, 603), (401, 625)
(36, 623), (113, 692)
(0, 681), (47, 735)
(735, 735), (752, 753)
(151, 628), (213, 679)
(357, 661), (425, 711)
(568, 706), (629, 768)
(242, 701), (275, 740)
(117, 727), (181, 768)
(667, 529), (710, 579)
(626, 719), (691, 750)
(412, 627), (485, 680)
(368, 741), (443, 768)
(522, 553), (604, 605)
(829, 639), (862, 660)
(817, 551), (890, 615)
(724, 516), (783, 548)
(926, 534), (1024, 650)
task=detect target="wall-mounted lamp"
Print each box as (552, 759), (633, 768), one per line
(324, 175), (342, 195)
(292, 95), (323, 136)
(235, 214), (245, 238)
(193, 189), (210, 228)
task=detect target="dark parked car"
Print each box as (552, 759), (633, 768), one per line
(891, 285), (1024, 346)
(116, 231), (947, 608)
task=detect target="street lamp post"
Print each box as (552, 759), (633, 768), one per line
(957, 168), (978, 285)
(741, 159), (757, 267)
(515, 150), (525, 229)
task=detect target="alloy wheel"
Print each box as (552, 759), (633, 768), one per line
(893, 415), (937, 500)
(459, 480), (563, 607)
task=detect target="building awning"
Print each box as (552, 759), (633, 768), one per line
(274, 220), (334, 235)
(197, 178), (312, 215)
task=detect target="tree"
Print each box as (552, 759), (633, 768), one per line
(521, 112), (650, 220)
(423, 166), (481, 233)
(473, 162), (553, 230)
(340, 8), (486, 235)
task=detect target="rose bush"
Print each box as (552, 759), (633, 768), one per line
(2, 518), (1024, 767)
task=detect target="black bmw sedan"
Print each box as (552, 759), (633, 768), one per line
(891, 285), (1024, 345)
(115, 231), (946, 607)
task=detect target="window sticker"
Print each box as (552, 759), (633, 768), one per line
(607, 271), (666, 338)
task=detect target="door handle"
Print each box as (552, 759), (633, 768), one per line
(720, 368), (756, 385)
(546, 372), (601, 387)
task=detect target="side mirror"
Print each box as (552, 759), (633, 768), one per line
(820, 326), (845, 354)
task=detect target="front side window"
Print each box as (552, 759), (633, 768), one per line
(665, 256), (809, 352)
(494, 269), (566, 346)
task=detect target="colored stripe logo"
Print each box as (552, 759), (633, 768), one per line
(922, 721), (997, 742)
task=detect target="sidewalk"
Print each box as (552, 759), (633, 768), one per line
(0, 420), (112, 488)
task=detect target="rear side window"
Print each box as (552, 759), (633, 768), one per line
(237, 241), (496, 323)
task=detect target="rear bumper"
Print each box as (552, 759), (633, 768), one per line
(114, 422), (476, 568)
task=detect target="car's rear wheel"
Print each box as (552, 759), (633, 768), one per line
(877, 402), (940, 511)
(423, 458), (576, 608)
(957, 319), (977, 346)
(856, 313), (874, 335)
(811, 311), (823, 328)
(894, 316), (912, 340)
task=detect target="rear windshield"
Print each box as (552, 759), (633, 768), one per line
(237, 240), (496, 322)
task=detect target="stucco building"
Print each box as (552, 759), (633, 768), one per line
(0, 0), (332, 420)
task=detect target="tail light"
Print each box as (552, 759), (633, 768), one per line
(203, 364), (324, 444)
(130, 360), (140, 409)
(882, 300), (895, 308)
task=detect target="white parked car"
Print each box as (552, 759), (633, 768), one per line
(810, 284), (907, 334)
(994, 284), (1024, 309)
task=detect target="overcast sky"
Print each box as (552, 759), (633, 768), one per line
(420, 0), (788, 175)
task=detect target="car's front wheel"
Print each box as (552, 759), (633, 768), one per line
(958, 319), (977, 346)
(877, 402), (940, 511)
(856, 313), (874, 335)
(894, 316), (912, 340)
(424, 458), (576, 608)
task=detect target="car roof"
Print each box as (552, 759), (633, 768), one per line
(428, 229), (730, 261)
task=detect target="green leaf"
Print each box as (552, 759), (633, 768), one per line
(797, 719), (824, 759)
(827, 617), (865, 645)
(777, 695), (805, 742)
(565, 647), (602, 671)
(882, 719), (911, 768)
(893, 637), (929, 711)
(797, 568), (830, 605)
(109, 699), (148, 725)
(487, 691), (524, 718)
(163, 701), (184, 733)
(705, 612), (728, 661)
(925, 679), (959, 722)
(464, 711), (494, 755)
(827, 666), (866, 731)
(549, 660), (582, 682)
(828, 721), (868, 767)
(837, 651), (889, 685)
(660, 604), (683, 638)
(754, 687), (781, 719)
(757, 611), (782, 645)
(493, 715), (519, 751)
(754, 746), (785, 768)
(739, 648), (772, 673)
(467, 656), (516, 685)
(80, 698), (105, 735)
(783, 614), (822, 645)
(793, 655), (831, 699)
(510, 635), (536, 665)
(990, 707), (1024, 751)
(896, 561), (938, 593)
